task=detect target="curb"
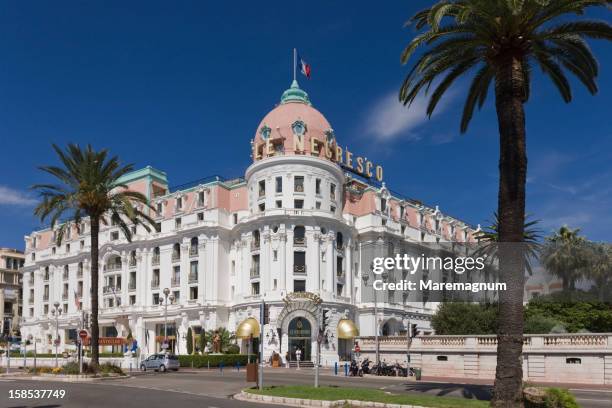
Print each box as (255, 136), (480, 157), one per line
(4, 375), (132, 383)
(235, 391), (431, 408)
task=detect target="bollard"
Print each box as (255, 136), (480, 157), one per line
(334, 362), (338, 376)
(344, 362), (348, 377)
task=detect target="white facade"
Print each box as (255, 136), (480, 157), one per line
(20, 81), (477, 364)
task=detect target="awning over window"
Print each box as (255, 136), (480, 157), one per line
(236, 317), (260, 339)
(337, 318), (359, 339)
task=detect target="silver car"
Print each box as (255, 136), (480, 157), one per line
(140, 353), (180, 372)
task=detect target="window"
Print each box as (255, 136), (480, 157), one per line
(80, 240), (84, 249)
(44, 304), (49, 315)
(566, 358), (581, 364)
(275, 176), (282, 193)
(330, 183), (336, 200)
(175, 218), (182, 229)
(273, 250), (278, 261)
(152, 269), (160, 288)
(198, 191), (205, 206)
(258, 180), (266, 197)
(315, 178), (321, 195)
(276, 200), (282, 208)
(294, 251), (306, 273)
(52, 247), (56, 255)
(156, 202), (163, 215)
(153, 293), (160, 305)
(176, 197), (182, 210)
(294, 280), (306, 292)
(131, 225), (137, 235)
(66, 243), (70, 253)
(401, 225), (406, 235)
(232, 213), (238, 224)
(294, 226), (305, 246)
(330, 205), (336, 213)
(258, 202), (265, 212)
(111, 231), (119, 241)
(172, 265), (181, 286)
(190, 261), (198, 282)
(172, 243), (181, 261)
(190, 286), (198, 300)
(315, 201), (321, 209)
(129, 295), (136, 305)
(294, 199), (304, 209)
(173, 291), (180, 303)
(251, 282), (260, 295)
(294, 176), (304, 192)
(436, 356), (448, 361)
(381, 198), (387, 212)
(198, 212), (205, 221)
(273, 279), (277, 290)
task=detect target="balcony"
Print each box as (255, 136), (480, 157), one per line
(151, 279), (160, 289)
(293, 237), (306, 246)
(128, 281), (136, 291)
(171, 252), (181, 262)
(129, 258), (137, 268)
(171, 277), (180, 287)
(188, 274), (198, 284)
(152, 255), (160, 266)
(336, 243), (345, 251)
(250, 267), (260, 278)
(294, 264), (307, 274)
(189, 246), (198, 257)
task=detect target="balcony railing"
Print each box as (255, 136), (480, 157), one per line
(151, 279), (160, 289)
(129, 258), (137, 268)
(152, 255), (160, 265)
(105, 263), (122, 272)
(293, 237), (306, 246)
(294, 264), (307, 274)
(336, 243), (345, 251)
(188, 274), (198, 284)
(189, 246), (198, 257)
(128, 281), (136, 291)
(250, 267), (260, 278)
(103, 285), (121, 294)
(171, 277), (180, 286)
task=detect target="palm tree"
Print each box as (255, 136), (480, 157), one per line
(399, 1), (611, 406)
(585, 242), (612, 301)
(474, 213), (541, 275)
(33, 144), (155, 367)
(540, 226), (588, 290)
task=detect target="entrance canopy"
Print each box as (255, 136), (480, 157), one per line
(236, 317), (260, 339)
(337, 318), (359, 339)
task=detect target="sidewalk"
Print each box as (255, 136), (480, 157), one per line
(421, 375), (612, 391)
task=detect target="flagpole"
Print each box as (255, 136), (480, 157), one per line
(293, 48), (297, 82)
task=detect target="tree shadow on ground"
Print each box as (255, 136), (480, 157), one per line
(401, 382), (493, 401)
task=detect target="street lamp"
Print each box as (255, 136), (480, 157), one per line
(162, 288), (174, 354)
(52, 301), (62, 367)
(362, 266), (387, 369)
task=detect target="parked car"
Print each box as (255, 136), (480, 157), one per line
(140, 353), (180, 372)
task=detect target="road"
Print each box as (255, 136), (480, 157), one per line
(1, 368), (610, 407)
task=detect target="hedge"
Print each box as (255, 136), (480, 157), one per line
(178, 354), (255, 368)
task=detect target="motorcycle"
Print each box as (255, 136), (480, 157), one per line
(349, 359), (363, 377)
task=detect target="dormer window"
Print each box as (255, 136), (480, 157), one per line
(259, 124), (271, 140)
(291, 120), (306, 137)
(198, 191), (205, 207)
(176, 197), (182, 211)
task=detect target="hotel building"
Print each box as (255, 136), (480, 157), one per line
(0, 247), (25, 336)
(20, 81), (478, 364)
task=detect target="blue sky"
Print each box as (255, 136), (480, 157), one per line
(1, 1), (610, 249)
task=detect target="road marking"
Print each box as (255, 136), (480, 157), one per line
(570, 389), (612, 394)
(576, 398), (612, 403)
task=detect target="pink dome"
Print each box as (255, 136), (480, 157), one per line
(252, 81), (337, 161)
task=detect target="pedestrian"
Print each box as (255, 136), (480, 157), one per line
(285, 351), (290, 368)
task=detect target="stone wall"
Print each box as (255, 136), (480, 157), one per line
(355, 333), (612, 385)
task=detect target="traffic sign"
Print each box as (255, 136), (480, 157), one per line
(79, 329), (89, 339)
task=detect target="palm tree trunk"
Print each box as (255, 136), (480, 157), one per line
(90, 216), (100, 367)
(491, 53), (528, 408)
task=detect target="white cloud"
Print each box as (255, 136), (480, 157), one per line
(0, 185), (37, 206)
(364, 89), (456, 142)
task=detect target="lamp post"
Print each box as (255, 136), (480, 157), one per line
(52, 301), (62, 367)
(362, 267), (387, 369)
(162, 288), (174, 354)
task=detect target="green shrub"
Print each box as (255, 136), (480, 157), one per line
(61, 362), (80, 375)
(545, 388), (579, 408)
(224, 344), (240, 354)
(178, 354), (254, 368)
(98, 362), (125, 375)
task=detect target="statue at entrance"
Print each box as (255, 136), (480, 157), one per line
(212, 330), (222, 353)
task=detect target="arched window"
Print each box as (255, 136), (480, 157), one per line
(190, 237), (199, 256)
(252, 230), (260, 249)
(336, 232), (344, 250)
(63, 265), (69, 280)
(106, 255), (122, 272)
(129, 250), (137, 267)
(172, 243), (181, 261)
(294, 226), (305, 246)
